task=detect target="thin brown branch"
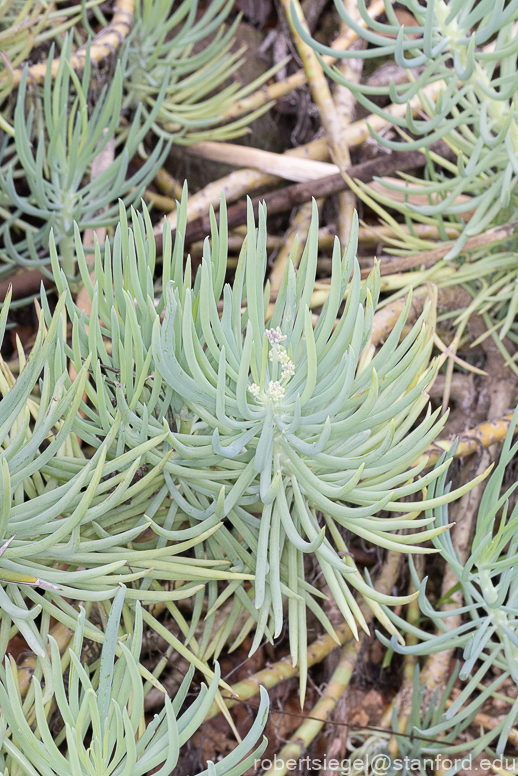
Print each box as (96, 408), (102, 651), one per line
(6, 0), (134, 87)
(162, 143), (450, 251)
(360, 221), (518, 278)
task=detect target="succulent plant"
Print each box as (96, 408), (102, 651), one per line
(346, 663), (490, 776)
(0, 0), (282, 284)
(44, 191), (486, 699)
(0, 33), (169, 280)
(0, 0), (106, 106)
(0, 585), (269, 776)
(0, 279), (258, 702)
(377, 408), (518, 757)
(120, 0), (280, 144)
(293, 0), (518, 375)
(294, 0), (518, 256)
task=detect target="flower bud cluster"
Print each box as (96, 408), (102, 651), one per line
(248, 329), (295, 403)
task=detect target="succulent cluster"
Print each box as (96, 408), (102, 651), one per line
(297, 0), (518, 255)
(371, 411), (518, 759)
(0, 287), (257, 718)
(346, 664), (478, 776)
(338, 413), (518, 773)
(2, 192), (459, 769)
(121, 0), (277, 143)
(0, 586), (268, 775)
(0, 142), (514, 776)
(0, 0), (278, 283)
(0, 0), (108, 104)
(0, 34), (169, 280)
(2, 0), (518, 767)
(296, 0), (518, 374)
(26, 192), (482, 700)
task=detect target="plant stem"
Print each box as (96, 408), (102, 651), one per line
(263, 643), (359, 776)
(153, 168), (184, 201)
(219, 0), (386, 122)
(6, 0), (134, 87)
(205, 621), (354, 722)
(420, 412), (518, 468)
(280, 0), (355, 246)
(172, 146), (446, 249)
(359, 221), (518, 278)
(333, 0), (366, 246)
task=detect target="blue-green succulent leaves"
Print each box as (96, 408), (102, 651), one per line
(21, 190), (487, 699)
(149, 196), (486, 688)
(0, 588), (269, 776)
(293, 0), (518, 257)
(376, 408), (518, 757)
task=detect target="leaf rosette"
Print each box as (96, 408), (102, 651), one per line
(47, 193), (485, 695)
(147, 196), (482, 690)
(0, 586), (269, 776)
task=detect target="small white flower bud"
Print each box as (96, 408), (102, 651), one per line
(265, 326), (287, 345)
(267, 380), (285, 402)
(281, 360), (295, 378)
(270, 345), (290, 363)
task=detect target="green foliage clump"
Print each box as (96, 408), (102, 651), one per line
(0, 0), (107, 105)
(295, 0), (518, 373)
(376, 410), (518, 757)
(1, 0), (518, 769)
(0, 587), (268, 776)
(121, 0), (278, 143)
(0, 35), (169, 280)
(296, 0), (518, 255)
(0, 0), (280, 283)
(42, 192), (482, 697)
(0, 282), (257, 706)
(346, 664), (478, 776)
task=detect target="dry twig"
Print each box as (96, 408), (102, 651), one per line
(6, 0), (134, 87)
(169, 144), (449, 249)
